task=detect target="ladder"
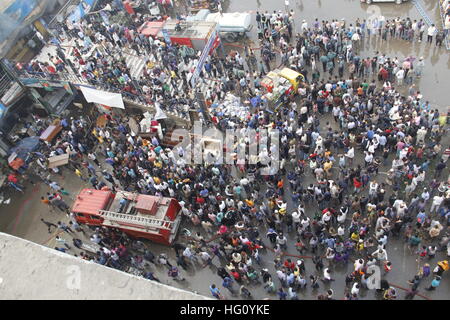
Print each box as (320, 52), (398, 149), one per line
(99, 210), (174, 231)
(412, 0), (434, 27)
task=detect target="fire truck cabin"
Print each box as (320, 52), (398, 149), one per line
(71, 189), (182, 245)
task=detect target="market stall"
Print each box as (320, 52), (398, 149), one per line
(7, 136), (41, 172)
(39, 124), (62, 142)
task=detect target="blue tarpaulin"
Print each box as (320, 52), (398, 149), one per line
(8, 136), (41, 161)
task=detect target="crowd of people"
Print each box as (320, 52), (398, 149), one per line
(5, 0), (450, 300)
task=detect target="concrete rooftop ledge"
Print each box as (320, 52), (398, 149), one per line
(0, 233), (209, 300)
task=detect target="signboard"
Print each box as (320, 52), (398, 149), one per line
(190, 24), (219, 87)
(48, 153), (69, 169)
(68, 3), (86, 23)
(0, 103), (7, 119)
(4, 0), (38, 24)
(161, 28), (172, 45)
(0, 0), (38, 43)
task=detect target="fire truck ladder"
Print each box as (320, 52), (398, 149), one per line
(99, 210), (173, 231)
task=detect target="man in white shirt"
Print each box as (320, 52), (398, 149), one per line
(427, 24), (437, 43)
(372, 248), (388, 261)
(395, 68), (405, 85)
(364, 151), (374, 166)
(430, 194), (444, 213)
(345, 147), (355, 165)
(301, 19), (308, 32)
(292, 211), (301, 228)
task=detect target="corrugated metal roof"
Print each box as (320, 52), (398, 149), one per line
(71, 189), (111, 215)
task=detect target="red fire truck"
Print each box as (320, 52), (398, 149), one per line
(71, 189), (182, 245)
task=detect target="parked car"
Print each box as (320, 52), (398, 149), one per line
(361, 0), (408, 4)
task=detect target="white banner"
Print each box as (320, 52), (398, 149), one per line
(80, 86), (125, 109)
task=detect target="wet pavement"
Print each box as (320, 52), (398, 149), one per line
(0, 0), (449, 300)
(221, 0), (450, 111)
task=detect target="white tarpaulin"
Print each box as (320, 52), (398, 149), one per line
(154, 104), (168, 120)
(80, 86), (125, 109)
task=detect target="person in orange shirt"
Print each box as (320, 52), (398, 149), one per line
(40, 196), (54, 212)
(357, 86), (364, 96)
(277, 179), (284, 195)
(323, 160), (333, 178)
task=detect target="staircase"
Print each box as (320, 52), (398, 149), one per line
(110, 47), (149, 80)
(412, 0), (434, 27)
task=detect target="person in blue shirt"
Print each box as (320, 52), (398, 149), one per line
(87, 163), (97, 176)
(209, 284), (222, 299)
(106, 148), (115, 158)
(61, 118), (69, 128)
(416, 211), (427, 225)
(89, 175), (98, 189)
(199, 188), (209, 197)
(324, 237), (336, 249)
(277, 287), (287, 300)
(144, 271), (160, 282)
(425, 276), (441, 291)
(222, 277), (234, 294)
(233, 184), (242, 199)
(127, 168), (136, 179)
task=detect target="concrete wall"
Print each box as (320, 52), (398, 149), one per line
(0, 232), (210, 300)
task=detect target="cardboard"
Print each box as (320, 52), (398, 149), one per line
(47, 153), (69, 168)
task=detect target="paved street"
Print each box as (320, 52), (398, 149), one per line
(0, 0), (448, 301)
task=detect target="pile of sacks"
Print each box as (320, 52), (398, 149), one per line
(211, 93), (250, 122)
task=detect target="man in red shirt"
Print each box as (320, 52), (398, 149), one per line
(284, 259), (295, 271)
(378, 66), (389, 81)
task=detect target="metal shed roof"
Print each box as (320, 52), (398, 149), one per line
(71, 189), (112, 215)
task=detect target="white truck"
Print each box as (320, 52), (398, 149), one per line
(186, 9), (252, 42)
